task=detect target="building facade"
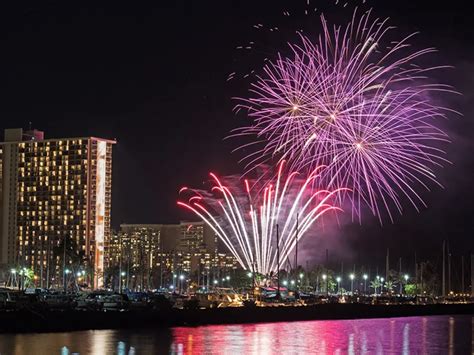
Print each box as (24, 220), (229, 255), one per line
(0, 128), (115, 288)
(105, 222), (238, 290)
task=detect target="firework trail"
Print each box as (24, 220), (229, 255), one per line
(178, 161), (345, 275)
(233, 8), (458, 222)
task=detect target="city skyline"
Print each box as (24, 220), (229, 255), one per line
(0, 0), (472, 268)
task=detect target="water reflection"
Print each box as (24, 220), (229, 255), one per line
(0, 315), (471, 354)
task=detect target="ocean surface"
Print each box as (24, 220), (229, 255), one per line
(0, 315), (472, 354)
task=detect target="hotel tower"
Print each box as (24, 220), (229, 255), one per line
(0, 128), (114, 288)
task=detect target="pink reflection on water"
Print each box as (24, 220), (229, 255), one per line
(171, 316), (472, 354)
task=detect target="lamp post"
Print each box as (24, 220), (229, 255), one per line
(403, 274), (409, 295)
(349, 273), (355, 295)
(336, 277), (342, 296)
(380, 277), (385, 295)
(363, 274), (368, 294)
(322, 274), (328, 296)
(64, 269), (71, 293)
(120, 271), (126, 293)
(247, 272), (253, 291)
(179, 274), (185, 293)
(10, 269), (16, 288)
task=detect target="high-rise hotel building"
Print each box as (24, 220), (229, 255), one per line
(0, 128), (115, 288)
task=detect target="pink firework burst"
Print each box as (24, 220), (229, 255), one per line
(233, 8), (458, 222)
(178, 161), (345, 275)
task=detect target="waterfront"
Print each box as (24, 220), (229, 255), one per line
(0, 315), (472, 354)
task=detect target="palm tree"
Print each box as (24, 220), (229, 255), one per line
(370, 279), (382, 295)
(385, 280), (395, 294)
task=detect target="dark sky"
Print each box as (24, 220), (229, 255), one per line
(1, 1), (472, 270)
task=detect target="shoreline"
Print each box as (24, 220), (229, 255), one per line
(2, 303), (473, 334)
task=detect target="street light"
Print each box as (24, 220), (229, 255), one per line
(299, 273), (304, 279)
(64, 269), (71, 293)
(10, 269), (16, 274)
(283, 280), (288, 286)
(247, 272), (253, 278)
(226, 275), (230, 281)
(336, 277), (342, 296)
(402, 274), (409, 295)
(380, 277), (385, 294)
(178, 275), (185, 293)
(322, 274), (328, 296)
(349, 273), (355, 295)
(363, 274), (368, 294)
(213, 279), (218, 285)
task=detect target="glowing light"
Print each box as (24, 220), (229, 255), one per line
(363, 274), (368, 280)
(322, 274), (327, 280)
(95, 140), (107, 288)
(349, 274), (355, 280)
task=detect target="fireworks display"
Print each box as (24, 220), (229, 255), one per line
(234, 8), (456, 221)
(178, 162), (344, 275)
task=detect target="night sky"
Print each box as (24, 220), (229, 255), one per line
(1, 1), (472, 269)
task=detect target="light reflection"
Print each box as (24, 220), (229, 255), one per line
(422, 317), (427, 354)
(117, 341), (126, 355)
(449, 316), (455, 355)
(402, 323), (410, 355)
(0, 316), (470, 354)
(348, 333), (355, 355)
